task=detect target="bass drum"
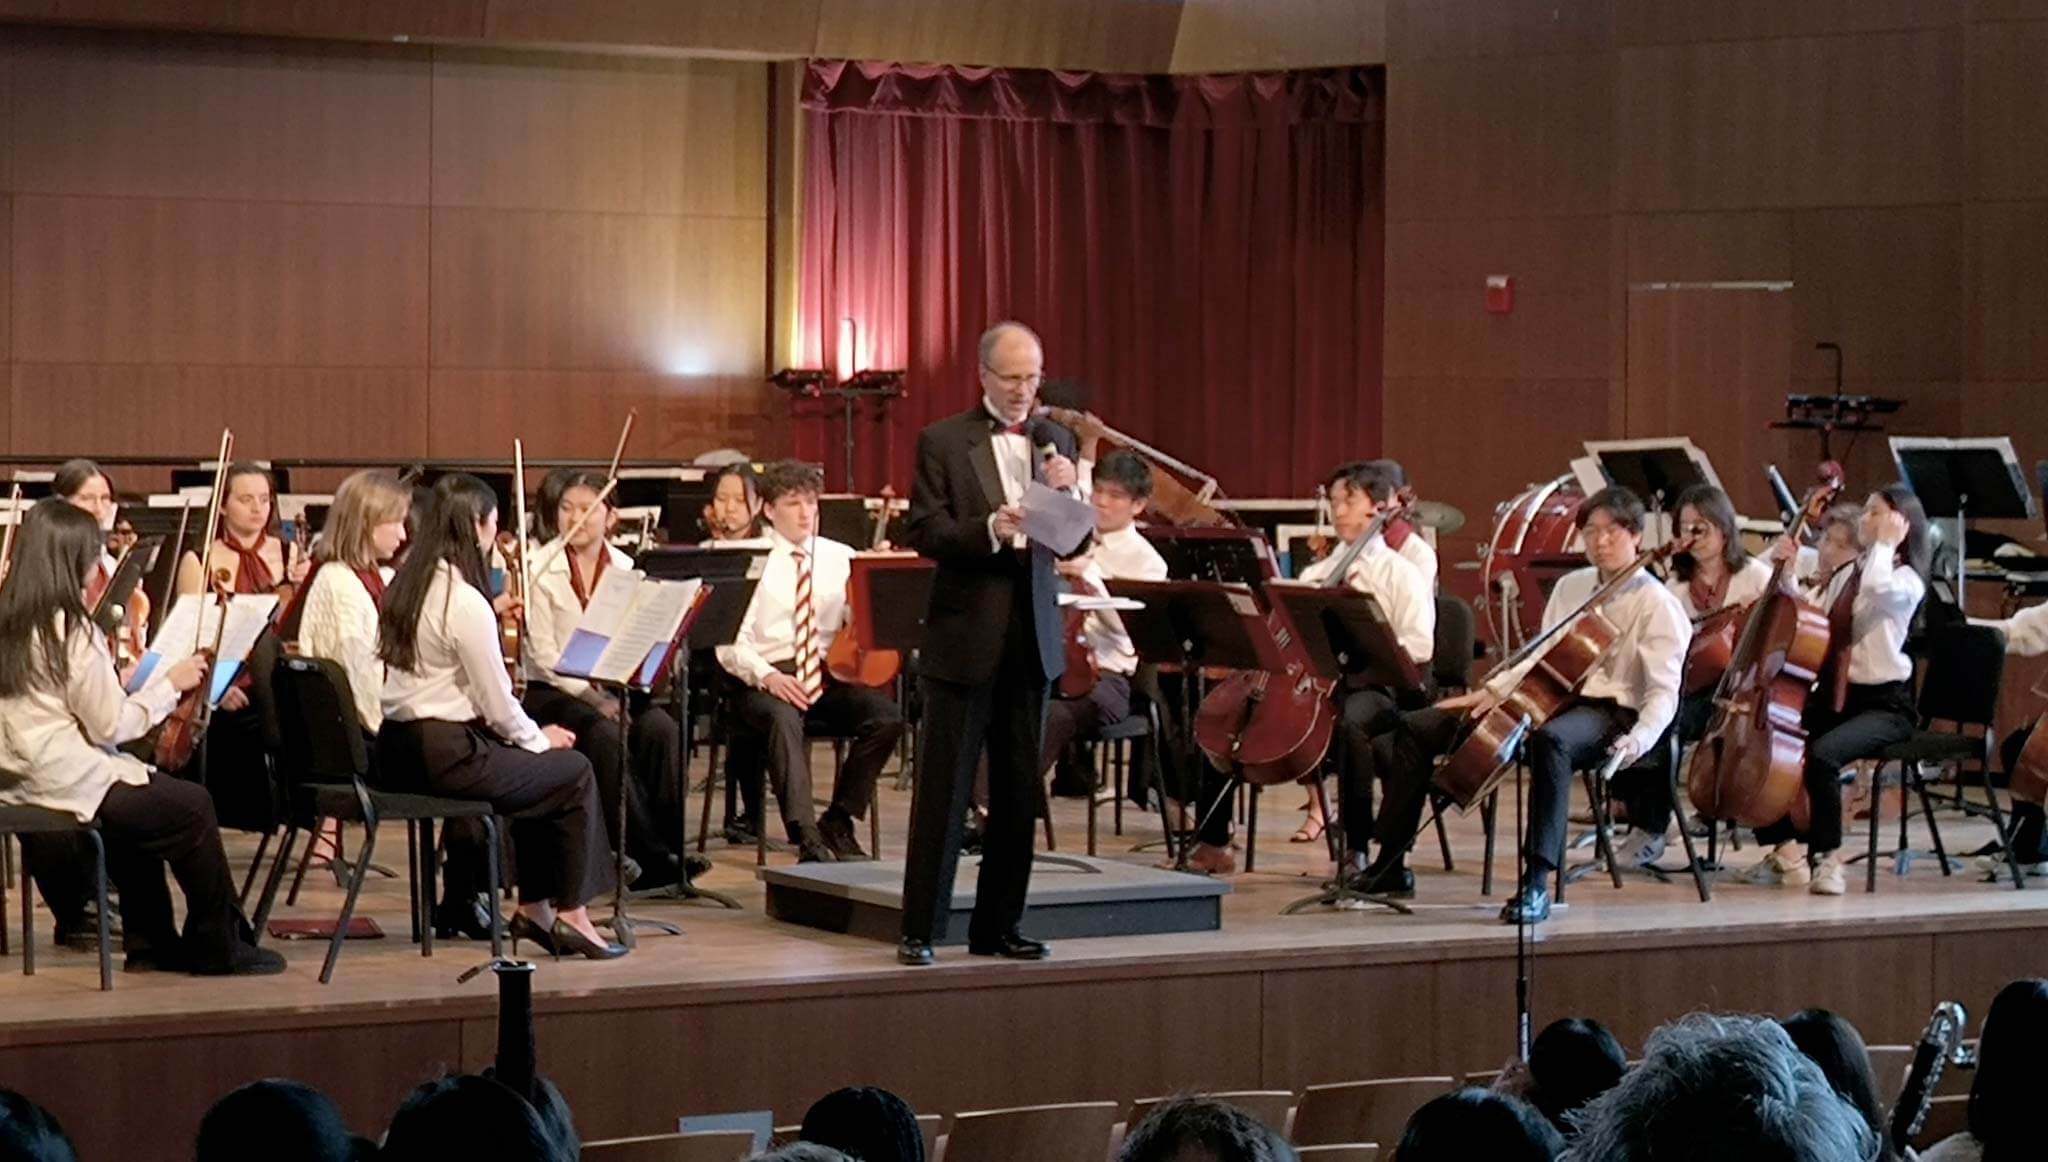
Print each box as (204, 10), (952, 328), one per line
(1480, 475), (1585, 650)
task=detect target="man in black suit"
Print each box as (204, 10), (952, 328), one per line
(897, 321), (1078, 966)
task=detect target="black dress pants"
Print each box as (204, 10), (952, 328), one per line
(2003, 726), (2047, 862)
(1040, 673), (1132, 785)
(735, 679), (903, 833)
(1607, 690), (1712, 836)
(92, 774), (242, 968)
(1337, 685), (1403, 857)
(1756, 681), (1915, 855)
(523, 683), (683, 864)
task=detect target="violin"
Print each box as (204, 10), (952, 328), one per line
(1685, 465), (1845, 829)
(272, 512), (311, 613)
(827, 487), (907, 688)
(87, 546), (152, 667)
(153, 568), (231, 771)
(1304, 485), (1335, 563)
(497, 532), (529, 698)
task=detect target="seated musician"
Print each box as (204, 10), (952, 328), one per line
(1740, 487), (1928, 896)
(1973, 601), (2048, 883)
(1371, 458), (1438, 587)
(522, 471), (689, 891)
(1293, 460), (1435, 880)
(293, 469), (410, 734)
(1364, 486), (1689, 922)
(0, 501), (284, 974)
(55, 460), (149, 641)
(716, 461), (904, 862)
(1606, 483), (1772, 870)
(1043, 450), (1170, 796)
(702, 463), (769, 548)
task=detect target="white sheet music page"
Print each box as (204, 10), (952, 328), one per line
(593, 577), (700, 683)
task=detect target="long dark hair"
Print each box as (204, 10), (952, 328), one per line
(0, 502), (107, 698)
(1527, 1016), (1627, 1136)
(1872, 483), (1932, 579)
(1780, 1008), (1892, 1160)
(1670, 484), (1747, 582)
(1970, 978), (2048, 1161)
(378, 474), (498, 675)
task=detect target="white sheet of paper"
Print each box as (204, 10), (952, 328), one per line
(1020, 481), (1095, 556)
(577, 568), (640, 638)
(217, 595), (280, 665)
(146, 595), (208, 665)
(593, 577), (700, 683)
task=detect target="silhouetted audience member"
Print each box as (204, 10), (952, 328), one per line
(1394, 1089), (1562, 1162)
(1921, 978), (2048, 1162)
(0, 1091), (76, 1162)
(1117, 1097), (1295, 1162)
(749, 1146), (851, 1162)
(1517, 1017), (1628, 1136)
(1566, 1013), (1877, 1162)
(380, 1076), (569, 1162)
(1780, 1009), (1895, 1160)
(196, 1079), (373, 1162)
(800, 1086), (926, 1162)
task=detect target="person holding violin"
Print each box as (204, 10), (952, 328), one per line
(174, 462), (312, 598)
(376, 474), (625, 960)
(1606, 483), (1774, 870)
(1364, 487), (1689, 922)
(716, 460), (904, 863)
(1043, 450), (1169, 797)
(293, 470), (410, 734)
(702, 463), (768, 547)
(1742, 487), (1929, 896)
(0, 501), (284, 974)
(522, 470), (690, 889)
(1294, 460), (1435, 878)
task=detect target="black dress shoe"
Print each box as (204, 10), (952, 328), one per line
(1499, 884), (1552, 925)
(433, 895), (499, 941)
(897, 938), (935, 966)
(550, 919), (627, 961)
(1346, 863), (1416, 900)
(817, 812), (869, 861)
(968, 931), (1050, 960)
(508, 913), (559, 958)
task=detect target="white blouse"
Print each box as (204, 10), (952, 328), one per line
(299, 562), (387, 732)
(523, 540), (634, 703)
(381, 561), (548, 752)
(1806, 541), (1924, 686)
(1295, 534), (1437, 665)
(1667, 555), (1774, 620)
(0, 620), (183, 821)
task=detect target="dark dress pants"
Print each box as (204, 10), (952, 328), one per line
(736, 679), (903, 833)
(93, 774), (242, 968)
(1756, 681), (1916, 855)
(523, 682), (683, 865)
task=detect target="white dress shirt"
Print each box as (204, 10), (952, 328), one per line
(1295, 534), (1436, 665)
(381, 561), (548, 752)
(1667, 555), (1774, 620)
(1486, 567), (1692, 758)
(1395, 533), (1438, 588)
(524, 540), (635, 702)
(700, 536), (773, 550)
(717, 530), (856, 689)
(0, 619), (182, 821)
(1075, 523), (1169, 675)
(985, 398), (1034, 551)
(1976, 600), (2048, 658)
(1807, 541), (1923, 686)
(299, 562), (388, 732)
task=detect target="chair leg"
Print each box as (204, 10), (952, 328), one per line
(1480, 792), (1499, 897)
(0, 836), (10, 958)
(1244, 785), (1259, 873)
(88, 831), (111, 992)
(1588, 774), (1623, 890)
(238, 828), (274, 913)
(19, 837), (33, 977)
(484, 817), (505, 959)
(1914, 770), (1951, 876)
(754, 777), (769, 867)
(404, 822), (421, 944)
(250, 824), (302, 946)
(321, 819), (377, 985)
(417, 818), (437, 959)
(286, 818), (322, 907)
(696, 734), (720, 855)
(1867, 763), (1884, 894)
(1113, 739), (1126, 838)
(870, 779), (882, 861)
(1667, 757), (1711, 903)
(1428, 796), (1456, 872)
(1086, 745), (1101, 858)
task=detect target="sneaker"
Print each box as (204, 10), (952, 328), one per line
(1976, 854), (2048, 883)
(1613, 828), (1667, 870)
(1810, 852), (1847, 896)
(1737, 842), (1811, 886)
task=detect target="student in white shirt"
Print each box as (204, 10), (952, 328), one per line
(717, 461), (905, 862)
(1043, 451), (1170, 798)
(375, 474), (623, 961)
(1370, 457), (1438, 587)
(293, 469), (409, 733)
(522, 471), (688, 890)
(1743, 486), (1929, 896)
(0, 501), (284, 974)
(1365, 487), (1691, 924)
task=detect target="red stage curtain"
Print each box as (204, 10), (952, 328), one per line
(794, 60), (1384, 498)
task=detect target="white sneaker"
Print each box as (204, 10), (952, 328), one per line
(1810, 852), (1847, 896)
(1737, 842), (1811, 886)
(1613, 828), (1667, 870)
(1977, 854), (2048, 883)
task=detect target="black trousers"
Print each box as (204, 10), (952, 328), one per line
(1370, 706), (1462, 864)
(373, 719), (612, 909)
(1607, 690), (1713, 836)
(902, 592), (1047, 945)
(735, 679), (903, 833)
(2003, 727), (2047, 862)
(21, 831), (92, 931)
(1757, 681), (1916, 855)
(91, 774), (242, 968)
(523, 683), (683, 863)
(1337, 685), (1405, 857)
(1040, 673), (1132, 783)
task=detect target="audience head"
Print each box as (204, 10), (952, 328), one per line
(1565, 1013), (1878, 1162)
(379, 1076), (565, 1162)
(1969, 978), (2048, 1162)
(1116, 1096), (1294, 1162)
(1779, 1009), (1890, 1157)
(1526, 1017), (1628, 1135)
(800, 1086), (925, 1162)
(195, 1079), (369, 1162)
(751, 1147), (852, 1162)
(1394, 1088), (1561, 1162)
(0, 1090), (75, 1162)
(758, 460), (824, 543)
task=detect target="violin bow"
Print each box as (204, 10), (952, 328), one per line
(0, 482), (21, 589)
(193, 430), (235, 655)
(523, 411), (633, 577)
(512, 437), (534, 619)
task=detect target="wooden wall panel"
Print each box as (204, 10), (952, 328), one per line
(1932, 927), (2048, 1019)
(1968, 21), (2048, 203)
(480, 0), (820, 57)
(1791, 206), (1961, 384)
(1614, 29), (1964, 212)
(1385, 53), (1612, 221)
(8, 29), (429, 204)
(12, 366), (429, 458)
(1613, 0), (1958, 46)
(11, 195), (428, 367)
(1964, 200), (2048, 383)
(430, 50), (765, 218)
(1383, 0), (1612, 62)
(35, 0), (487, 41)
(1260, 962), (1443, 1090)
(1625, 212), (1793, 284)
(426, 370), (773, 461)
(1384, 218), (1617, 380)
(811, 0), (1183, 73)
(1169, 0), (1387, 73)
(429, 208), (763, 375)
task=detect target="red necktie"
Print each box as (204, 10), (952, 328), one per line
(793, 549), (822, 700)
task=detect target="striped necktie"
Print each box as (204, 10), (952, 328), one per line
(792, 547), (822, 700)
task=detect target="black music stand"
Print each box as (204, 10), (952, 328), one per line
(1266, 585), (1423, 916)
(91, 536), (163, 638)
(1105, 578), (1270, 874)
(1586, 441), (1713, 534)
(1893, 437), (2034, 604)
(1143, 526), (1278, 587)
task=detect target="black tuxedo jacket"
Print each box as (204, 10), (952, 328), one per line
(905, 406), (1077, 686)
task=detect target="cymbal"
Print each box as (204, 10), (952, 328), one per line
(1413, 500), (1466, 534)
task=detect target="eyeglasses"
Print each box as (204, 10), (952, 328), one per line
(1680, 522), (1714, 539)
(1583, 520), (1634, 541)
(982, 366), (1044, 389)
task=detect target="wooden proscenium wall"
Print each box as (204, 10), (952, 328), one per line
(0, 27), (779, 468)
(1382, 0), (2048, 561)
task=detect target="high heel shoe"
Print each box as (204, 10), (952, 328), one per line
(550, 919), (627, 961)
(508, 913), (559, 959)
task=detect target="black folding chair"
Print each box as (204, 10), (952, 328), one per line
(0, 807), (112, 990)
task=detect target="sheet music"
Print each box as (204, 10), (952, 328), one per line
(1020, 481), (1096, 555)
(595, 578), (698, 682)
(130, 593), (276, 697)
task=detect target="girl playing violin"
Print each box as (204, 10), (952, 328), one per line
(1741, 487), (1929, 896)
(175, 462), (312, 599)
(55, 459), (151, 660)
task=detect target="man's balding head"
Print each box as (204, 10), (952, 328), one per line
(977, 321), (1045, 422)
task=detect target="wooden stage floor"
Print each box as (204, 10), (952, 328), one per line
(3, 771), (2046, 1160)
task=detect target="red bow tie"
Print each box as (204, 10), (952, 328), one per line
(995, 420), (1028, 436)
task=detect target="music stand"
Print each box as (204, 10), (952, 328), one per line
(1583, 439), (1717, 539)
(1892, 437), (2033, 604)
(1265, 585), (1424, 916)
(818, 495), (873, 546)
(91, 536), (164, 638)
(1143, 526), (1279, 587)
(1105, 578), (1271, 873)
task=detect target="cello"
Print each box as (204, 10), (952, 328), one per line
(827, 487), (911, 687)
(1684, 465), (1845, 829)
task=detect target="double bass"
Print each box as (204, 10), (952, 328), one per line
(1685, 465), (1845, 829)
